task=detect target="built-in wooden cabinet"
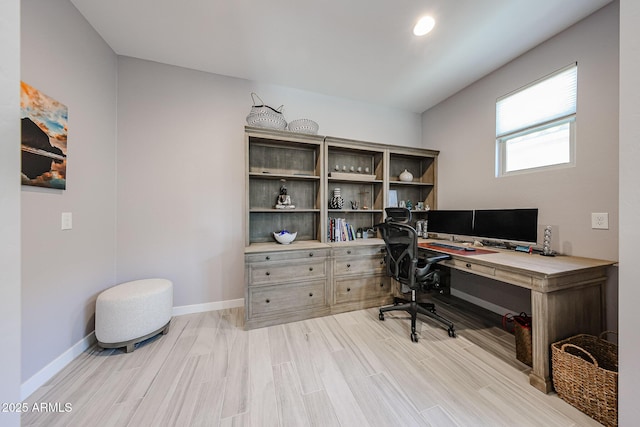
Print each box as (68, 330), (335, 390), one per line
(245, 130), (324, 246)
(388, 147), (438, 224)
(330, 242), (391, 312)
(244, 244), (330, 329)
(244, 127), (439, 329)
(325, 137), (386, 241)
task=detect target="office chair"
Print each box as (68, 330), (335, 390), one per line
(376, 207), (456, 342)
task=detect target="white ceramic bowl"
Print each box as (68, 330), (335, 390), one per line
(273, 231), (297, 244)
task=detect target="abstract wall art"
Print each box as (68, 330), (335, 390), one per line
(20, 81), (68, 189)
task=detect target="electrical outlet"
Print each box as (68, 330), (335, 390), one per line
(591, 212), (609, 230)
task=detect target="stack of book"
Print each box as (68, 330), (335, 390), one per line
(328, 217), (357, 242)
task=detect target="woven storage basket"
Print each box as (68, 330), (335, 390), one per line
(513, 314), (532, 367)
(502, 312), (532, 366)
(551, 332), (618, 427)
(246, 93), (287, 130)
(288, 119), (319, 135)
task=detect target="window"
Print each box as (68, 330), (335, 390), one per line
(496, 64), (577, 176)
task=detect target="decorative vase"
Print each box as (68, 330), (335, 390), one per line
(399, 169), (413, 182)
(542, 225), (554, 256)
(329, 188), (344, 209)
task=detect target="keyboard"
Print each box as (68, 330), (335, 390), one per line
(429, 242), (465, 251)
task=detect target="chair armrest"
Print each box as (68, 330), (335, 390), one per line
(415, 254), (451, 281)
(425, 254), (451, 264)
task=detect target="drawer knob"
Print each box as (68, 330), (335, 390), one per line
(380, 260), (384, 265)
(309, 292), (313, 297)
(309, 252), (314, 257)
(265, 299), (270, 303)
(346, 263), (351, 268)
(309, 267), (313, 271)
(347, 287), (351, 292)
(380, 283), (384, 287)
(265, 271), (270, 276)
(266, 256), (271, 261)
(466, 263), (471, 268)
(347, 250), (352, 254)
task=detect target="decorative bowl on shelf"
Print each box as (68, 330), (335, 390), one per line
(273, 230), (297, 244)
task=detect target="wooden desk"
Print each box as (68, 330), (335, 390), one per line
(419, 240), (616, 393)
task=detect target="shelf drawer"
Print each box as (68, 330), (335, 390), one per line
(246, 249), (329, 264)
(332, 245), (385, 258)
(334, 275), (391, 304)
(444, 258), (496, 277)
(249, 280), (326, 317)
(249, 259), (327, 285)
(333, 256), (386, 276)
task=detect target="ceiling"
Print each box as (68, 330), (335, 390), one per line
(69, 0), (613, 113)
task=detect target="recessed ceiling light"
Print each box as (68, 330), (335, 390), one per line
(413, 16), (435, 36)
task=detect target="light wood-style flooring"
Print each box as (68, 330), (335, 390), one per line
(22, 298), (602, 426)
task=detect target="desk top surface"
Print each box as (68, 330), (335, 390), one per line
(418, 239), (616, 277)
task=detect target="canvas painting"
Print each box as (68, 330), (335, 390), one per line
(20, 82), (68, 189)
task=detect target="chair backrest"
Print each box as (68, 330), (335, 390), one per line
(385, 207), (412, 223)
(377, 218), (420, 290)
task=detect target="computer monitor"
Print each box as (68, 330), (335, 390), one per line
(426, 210), (474, 236)
(473, 208), (538, 244)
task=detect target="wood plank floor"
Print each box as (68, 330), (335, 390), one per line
(22, 299), (603, 426)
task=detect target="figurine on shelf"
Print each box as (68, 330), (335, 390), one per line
(275, 181), (295, 209)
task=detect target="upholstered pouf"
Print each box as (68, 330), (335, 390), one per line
(96, 278), (173, 353)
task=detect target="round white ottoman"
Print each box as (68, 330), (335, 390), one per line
(96, 278), (173, 353)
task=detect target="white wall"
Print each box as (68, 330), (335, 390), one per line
(421, 3), (619, 322)
(0, 0), (21, 424)
(423, 3), (618, 261)
(116, 56), (422, 307)
(21, 0), (118, 383)
(618, 0), (640, 423)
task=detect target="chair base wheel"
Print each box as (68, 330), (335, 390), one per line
(379, 312), (385, 321)
(448, 327), (456, 338)
(410, 332), (418, 342)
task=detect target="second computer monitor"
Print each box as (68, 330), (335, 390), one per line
(473, 208), (538, 244)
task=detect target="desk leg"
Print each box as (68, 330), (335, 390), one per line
(529, 282), (604, 393)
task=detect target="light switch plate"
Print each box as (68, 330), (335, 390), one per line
(61, 212), (72, 230)
(591, 212), (609, 229)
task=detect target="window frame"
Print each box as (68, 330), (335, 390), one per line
(495, 64), (577, 177)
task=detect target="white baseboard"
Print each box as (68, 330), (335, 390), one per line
(21, 298), (245, 401)
(450, 288), (515, 317)
(172, 298), (244, 316)
(21, 331), (96, 401)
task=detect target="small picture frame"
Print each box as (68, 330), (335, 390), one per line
(388, 190), (398, 208)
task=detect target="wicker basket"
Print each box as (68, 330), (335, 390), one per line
(288, 119), (319, 135)
(502, 312), (532, 366)
(246, 93), (287, 130)
(513, 314), (532, 367)
(551, 332), (618, 427)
